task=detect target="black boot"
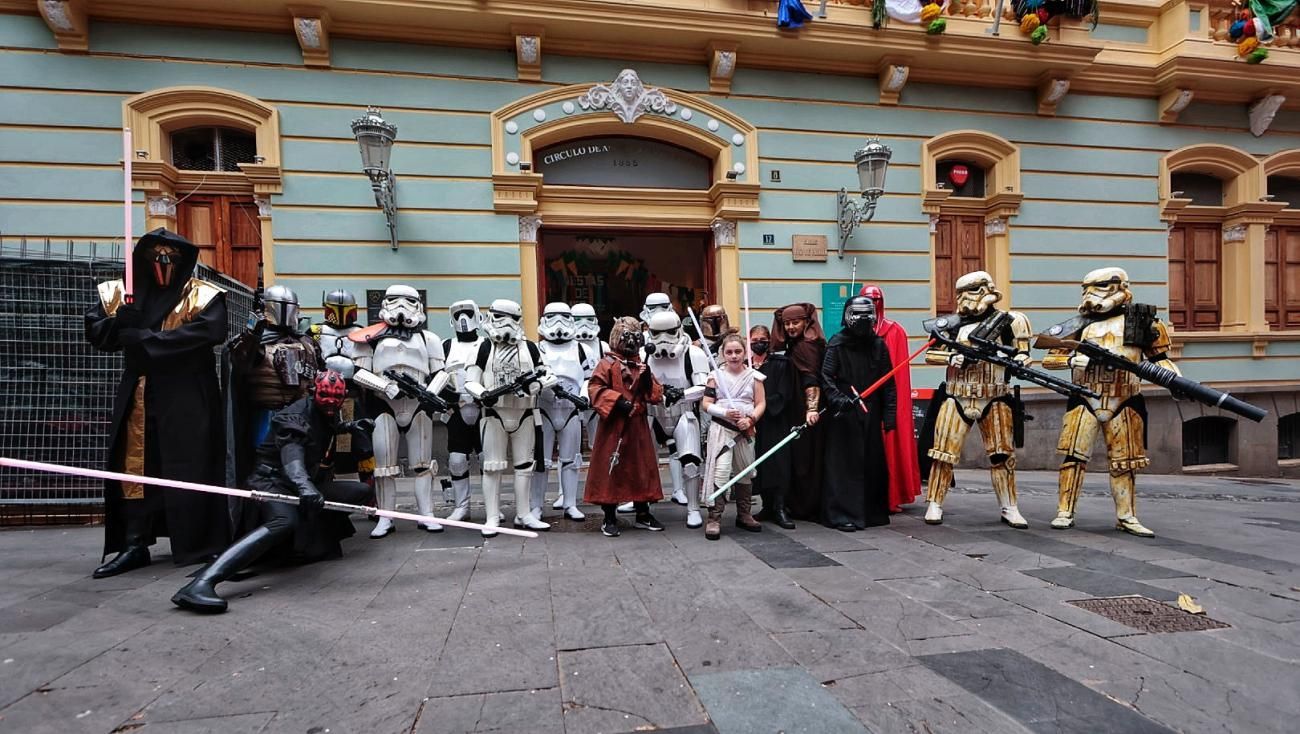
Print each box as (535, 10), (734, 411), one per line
(771, 493), (796, 530)
(93, 512), (152, 579)
(172, 526), (279, 614)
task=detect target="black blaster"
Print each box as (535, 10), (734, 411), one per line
(1034, 335), (1267, 423)
(928, 312), (1100, 401)
(551, 384), (590, 411)
(476, 369), (546, 406)
(384, 370), (450, 413)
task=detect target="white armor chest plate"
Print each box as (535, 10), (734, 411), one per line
(578, 338), (606, 372)
(540, 340), (584, 392)
(372, 332), (435, 381)
(319, 324), (361, 360)
(1076, 314), (1141, 411)
(1079, 315), (1140, 362)
(648, 354), (691, 389)
(445, 337), (482, 392)
(484, 341), (538, 412)
(949, 322), (1006, 390)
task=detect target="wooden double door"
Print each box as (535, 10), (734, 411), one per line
(176, 194), (262, 289)
(933, 214), (985, 314)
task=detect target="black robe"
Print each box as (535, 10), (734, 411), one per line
(819, 331), (896, 529)
(752, 351), (796, 503)
(781, 337), (826, 521)
(84, 228), (231, 565)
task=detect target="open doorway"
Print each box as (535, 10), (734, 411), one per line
(539, 229), (712, 337)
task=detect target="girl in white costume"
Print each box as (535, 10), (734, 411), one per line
(700, 334), (766, 540)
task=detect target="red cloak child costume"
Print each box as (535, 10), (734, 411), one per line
(860, 285), (920, 511)
(584, 348), (664, 505)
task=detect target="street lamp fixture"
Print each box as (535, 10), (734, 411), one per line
(351, 106), (399, 250)
(836, 138), (892, 259)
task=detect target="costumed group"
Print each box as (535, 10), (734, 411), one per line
(82, 228), (1210, 615)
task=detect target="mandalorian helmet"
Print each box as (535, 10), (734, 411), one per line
(609, 316), (645, 357)
(572, 302), (601, 341)
(842, 295), (877, 337)
(263, 285), (300, 330)
(322, 289), (358, 327)
(640, 292), (674, 323)
(378, 284), (425, 328)
(647, 311), (687, 360)
(483, 299), (524, 344)
(700, 305), (730, 340)
(1079, 267), (1132, 315)
(954, 271), (1001, 317)
(538, 302), (576, 342)
(449, 299), (480, 339)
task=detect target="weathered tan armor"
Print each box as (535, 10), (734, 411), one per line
(1040, 267), (1179, 537)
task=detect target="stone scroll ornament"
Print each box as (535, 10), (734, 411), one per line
(1013, 0), (1099, 46)
(578, 69), (676, 124)
(875, 0), (950, 35)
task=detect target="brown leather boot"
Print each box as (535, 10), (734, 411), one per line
(705, 498), (723, 541)
(734, 484), (762, 533)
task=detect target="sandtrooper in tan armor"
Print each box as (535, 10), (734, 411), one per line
(922, 272), (1032, 529)
(1038, 267), (1179, 538)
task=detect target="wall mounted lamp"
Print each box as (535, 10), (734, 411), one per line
(351, 106), (399, 250)
(836, 138), (892, 259)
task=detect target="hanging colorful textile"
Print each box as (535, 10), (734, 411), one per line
(1012, 0), (1098, 45)
(875, 0), (948, 35)
(777, 0), (814, 29)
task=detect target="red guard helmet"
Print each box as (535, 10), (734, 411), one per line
(859, 284), (886, 321)
(313, 370), (348, 415)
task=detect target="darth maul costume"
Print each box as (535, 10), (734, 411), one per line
(84, 228), (231, 578)
(173, 371), (374, 614)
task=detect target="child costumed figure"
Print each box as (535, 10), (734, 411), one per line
(700, 334), (767, 540)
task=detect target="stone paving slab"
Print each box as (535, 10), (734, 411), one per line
(0, 470), (1297, 733)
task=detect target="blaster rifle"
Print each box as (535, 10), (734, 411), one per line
(929, 328), (1100, 401)
(477, 369), (546, 405)
(551, 384), (590, 411)
(384, 370), (450, 413)
(1033, 335), (1267, 422)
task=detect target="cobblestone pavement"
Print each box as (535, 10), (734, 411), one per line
(1, 469), (1297, 733)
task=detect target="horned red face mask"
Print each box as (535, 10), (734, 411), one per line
(313, 370), (348, 416)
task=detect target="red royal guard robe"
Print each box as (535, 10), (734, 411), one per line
(862, 285), (920, 511)
(584, 353), (664, 505)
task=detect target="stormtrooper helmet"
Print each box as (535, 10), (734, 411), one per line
(1079, 267), (1132, 316)
(640, 292), (674, 323)
(647, 311), (687, 360)
(322, 289), (358, 327)
(538, 302), (576, 342)
(263, 285), (300, 331)
(572, 302), (601, 341)
(379, 285), (425, 328)
(483, 299), (524, 344)
(449, 299), (480, 339)
(954, 271), (1001, 317)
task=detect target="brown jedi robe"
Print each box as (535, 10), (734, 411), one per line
(584, 353), (663, 505)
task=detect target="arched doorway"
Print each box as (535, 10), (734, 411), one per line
(490, 70), (760, 335)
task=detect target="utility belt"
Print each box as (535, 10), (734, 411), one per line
(1077, 366), (1141, 399)
(946, 381), (1010, 400)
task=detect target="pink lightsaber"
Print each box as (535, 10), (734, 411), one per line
(123, 128), (134, 304)
(0, 457), (539, 539)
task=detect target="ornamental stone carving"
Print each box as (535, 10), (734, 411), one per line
(715, 51), (736, 79)
(1249, 94), (1286, 138)
(1222, 224), (1247, 243)
(518, 36), (540, 65)
(146, 194), (178, 218)
(578, 69), (676, 124)
(41, 0), (74, 31)
(295, 18), (322, 49)
(255, 196), (273, 217)
(711, 218), (737, 248)
(984, 217), (1008, 237)
(519, 215), (543, 243)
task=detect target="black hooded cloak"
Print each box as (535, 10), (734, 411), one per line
(84, 228), (231, 564)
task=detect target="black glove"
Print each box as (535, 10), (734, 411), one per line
(479, 393), (498, 408)
(663, 385), (684, 406)
(297, 482), (325, 515)
(115, 304), (144, 328)
(342, 418), (375, 435)
(828, 392), (854, 416)
(615, 397), (634, 415)
(283, 458), (324, 515)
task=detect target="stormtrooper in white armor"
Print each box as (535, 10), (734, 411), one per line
(640, 291), (675, 326)
(465, 299), (556, 537)
(558, 302), (608, 513)
(439, 300), (484, 523)
(644, 311), (709, 527)
(347, 285), (446, 537)
(530, 303), (591, 522)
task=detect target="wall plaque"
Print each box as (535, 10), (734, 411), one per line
(792, 234), (828, 262)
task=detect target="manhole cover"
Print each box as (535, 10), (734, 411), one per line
(1069, 596), (1230, 633)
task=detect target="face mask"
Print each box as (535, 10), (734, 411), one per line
(750, 341), (769, 355)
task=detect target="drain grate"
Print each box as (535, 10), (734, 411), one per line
(1069, 596), (1230, 633)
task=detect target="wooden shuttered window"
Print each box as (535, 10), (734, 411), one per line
(934, 214), (985, 315)
(176, 195), (263, 289)
(1168, 223), (1221, 331)
(1266, 225), (1300, 330)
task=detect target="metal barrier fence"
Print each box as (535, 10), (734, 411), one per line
(0, 237), (256, 525)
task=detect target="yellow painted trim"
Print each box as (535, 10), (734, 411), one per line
(1263, 149), (1300, 178)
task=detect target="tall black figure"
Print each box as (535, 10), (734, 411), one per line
(84, 228), (231, 578)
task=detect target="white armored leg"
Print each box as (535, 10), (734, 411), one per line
(510, 417), (549, 531)
(676, 412), (704, 528)
(479, 417), (510, 537)
(447, 451), (472, 522)
(369, 413), (402, 538)
(407, 412), (441, 532)
(557, 417), (584, 520)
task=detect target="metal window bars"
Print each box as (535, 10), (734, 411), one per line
(0, 236), (256, 525)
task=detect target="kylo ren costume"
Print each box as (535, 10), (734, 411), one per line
(172, 371), (374, 614)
